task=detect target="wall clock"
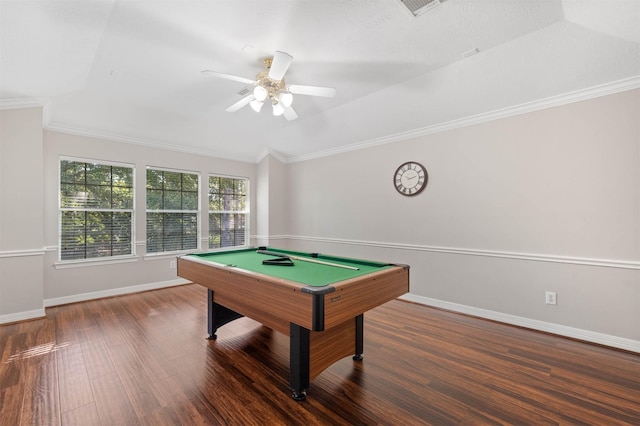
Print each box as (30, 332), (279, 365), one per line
(394, 161), (428, 196)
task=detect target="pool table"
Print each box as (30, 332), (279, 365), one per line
(177, 247), (409, 400)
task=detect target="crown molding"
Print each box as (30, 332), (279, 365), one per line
(44, 123), (257, 164)
(5, 76), (639, 165)
(0, 97), (50, 110)
(0, 97), (51, 125)
(256, 148), (288, 164)
(286, 75), (640, 163)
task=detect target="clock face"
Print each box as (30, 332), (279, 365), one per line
(394, 162), (427, 196)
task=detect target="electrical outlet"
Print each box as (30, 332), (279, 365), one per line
(545, 291), (557, 305)
(169, 260), (176, 269)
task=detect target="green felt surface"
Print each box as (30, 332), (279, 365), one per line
(188, 248), (393, 287)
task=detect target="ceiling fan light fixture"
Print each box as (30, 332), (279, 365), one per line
(249, 99), (264, 112)
(278, 91), (293, 108)
(272, 102), (284, 116)
(207, 50), (335, 121)
(253, 85), (268, 101)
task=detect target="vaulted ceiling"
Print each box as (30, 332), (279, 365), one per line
(1, 0), (639, 162)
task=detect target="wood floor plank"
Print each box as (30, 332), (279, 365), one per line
(0, 384), (25, 425)
(56, 342), (93, 413)
(18, 319), (61, 426)
(60, 402), (100, 426)
(1, 284), (638, 425)
(0, 332), (24, 391)
(107, 342), (169, 418)
(89, 372), (139, 425)
(77, 326), (118, 380)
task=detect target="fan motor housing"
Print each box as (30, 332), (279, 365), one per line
(255, 70), (286, 99)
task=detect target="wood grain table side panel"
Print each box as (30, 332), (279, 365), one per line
(177, 257), (314, 334)
(323, 266), (409, 329)
(309, 319), (357, 381)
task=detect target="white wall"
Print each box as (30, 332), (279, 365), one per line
(255, 154), (289, 246)
(256, 156), (270, 245)
(0, 107), (45, 321)
(283, 89), (640, 350)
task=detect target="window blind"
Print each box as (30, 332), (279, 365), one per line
(146, 168), (199, 253)
(208, 175), (248, 248)
(59, 160), (134, 260)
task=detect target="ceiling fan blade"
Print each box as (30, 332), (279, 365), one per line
(288, 84), (336, 98)
(268, 51), (293, 81)
(225, 94), (255, 112)
(283, 107), (298, 121)
(202, 70), (256, 85)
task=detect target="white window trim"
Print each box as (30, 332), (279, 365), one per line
(145, 166), (201, 254)
(58, 156), (137, 263)
(208, 173), (250, 250)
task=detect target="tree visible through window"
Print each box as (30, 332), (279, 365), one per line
(209, 176), (248, 248)
(146, 168), (199, 253)
(59, 159), (134, 261)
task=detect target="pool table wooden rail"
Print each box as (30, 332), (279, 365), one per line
(178, 256), (305, 334)
(323, 267), (409, 329)
(177, 255), (408, 335)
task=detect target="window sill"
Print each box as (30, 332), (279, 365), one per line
(142, 246), (251, 260)
(54, 255), (139, 269)
(143, 250), (199, 261)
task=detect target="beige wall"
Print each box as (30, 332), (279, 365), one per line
(0, 107), (45, 320)
(255, 154), (289, 246)
(283, 89), (640, 348)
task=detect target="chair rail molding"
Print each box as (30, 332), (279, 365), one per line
(277, 235), (639, 270)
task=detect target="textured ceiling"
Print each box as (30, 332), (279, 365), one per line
(1, 0), (639, 162)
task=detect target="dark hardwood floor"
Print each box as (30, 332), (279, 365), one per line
(1, 284), (638, 425)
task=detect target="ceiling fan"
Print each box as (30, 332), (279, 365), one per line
(202, 51), (336, 121)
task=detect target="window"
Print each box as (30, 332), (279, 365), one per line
(59, 159), (134, 261)
(209, 175), (248, 249)
(146, 168), (199, 254)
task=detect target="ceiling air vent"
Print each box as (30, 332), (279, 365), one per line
(399, 0), (442, 17)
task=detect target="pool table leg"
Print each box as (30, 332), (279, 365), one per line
(290, 323), (310, 401)
(353, 313), (364, 361)
(289, 314), (365, 400)
(206, 289), (244, 340)
(207, 289), (216, 340)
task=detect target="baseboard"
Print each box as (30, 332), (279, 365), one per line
(400, 294), (640, 353)
(44, 278), (190, 307)
(0, 308), (46, 325)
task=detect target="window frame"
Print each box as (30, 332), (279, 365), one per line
(145, 166), (201, 256)
(208, 173), (250, 250)
(57, 156), (136, 264)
